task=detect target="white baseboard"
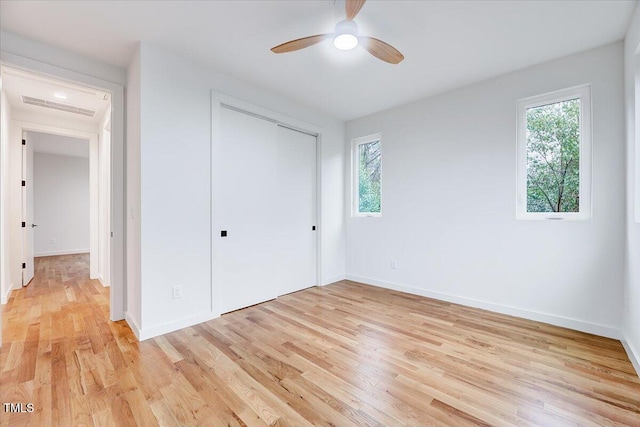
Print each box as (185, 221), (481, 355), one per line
(125, 312), (142, 340)
(345, 274), (621, 340)
(97, 275), (109, 287)
(133, 311), (221, 341)
(34, 249), (89, 257)
(622, 334), (640, 377)
(1, 282), (14, 305)
(321, 274), (346, 286)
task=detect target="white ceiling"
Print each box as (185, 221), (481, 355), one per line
(27, 131), (89, 159)
(1, 67), (111, 124)
(0, 1), (636, 120)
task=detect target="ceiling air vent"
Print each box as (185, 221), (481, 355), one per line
(21, 95), (96, 117)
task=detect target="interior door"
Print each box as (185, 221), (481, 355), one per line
(22, 132), (35, 285)
(277, 125), (317, 295)
(216, 107), (281, 314)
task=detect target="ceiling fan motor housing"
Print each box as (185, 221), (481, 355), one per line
(334, 20), (359, 50)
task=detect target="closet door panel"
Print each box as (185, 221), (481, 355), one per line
(216, 107), (280, 314)
(277, 126), (317, 296)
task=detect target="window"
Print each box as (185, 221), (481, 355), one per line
(352, 133), (382, 216)
(516, 85), (592, 220)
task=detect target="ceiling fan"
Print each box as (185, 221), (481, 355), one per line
(271, 0), (404, 64)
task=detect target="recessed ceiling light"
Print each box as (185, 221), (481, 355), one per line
(54, 92), (67, 100)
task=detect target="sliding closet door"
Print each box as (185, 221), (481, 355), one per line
(277, 125), (317, 296)
(216, 107), (280, 314)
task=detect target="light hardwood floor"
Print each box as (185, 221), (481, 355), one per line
(1, 254), (639, 426)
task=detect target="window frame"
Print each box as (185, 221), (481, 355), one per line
(516, 84), (592, 220)
(634, 54), (640, 223)
(352, 133), (382, 217)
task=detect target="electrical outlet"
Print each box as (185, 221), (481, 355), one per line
(172, 285), (183, 299)
(49, 239), (56, 245)
(391, 259), (398, 269)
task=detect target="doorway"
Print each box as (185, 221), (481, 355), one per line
(25, 131), (92, 285)
(0, 66), (113, 313)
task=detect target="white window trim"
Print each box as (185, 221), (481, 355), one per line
(634, 53), (640, 223)
(352, 133), (382, 217)
(516, 84), (592, 220)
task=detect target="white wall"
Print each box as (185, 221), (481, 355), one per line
(33, 150), (90, 256)
(345, 42), (626, 339)
(0, 31), (125, 86)
(623, 4), (640, 375)
(127, 42), (345, 339)
(0, 89), (12, 304)
(31, 129), (91, 157)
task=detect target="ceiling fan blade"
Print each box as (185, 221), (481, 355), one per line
(271, 34), (332, 53)
(345, 0), (367, 20)
(360, 37), (404, 64)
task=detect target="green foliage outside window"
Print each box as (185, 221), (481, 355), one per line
(526, 99), (580, 212)
(358, 140), (381, 213)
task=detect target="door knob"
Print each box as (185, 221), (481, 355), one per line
(31, 224), (38, 228)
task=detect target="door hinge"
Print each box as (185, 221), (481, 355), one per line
(21, 180), (26, 187)
(22, 139), (26, 146)
(21, 221), (26, 228)
(22, 262), (26, 269)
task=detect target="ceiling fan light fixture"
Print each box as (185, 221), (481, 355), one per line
(333, 19), (358, 50)
(270, 1), (404, 64)
(334, 33), (358, 50)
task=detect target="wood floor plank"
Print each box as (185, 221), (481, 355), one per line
(2, 254), (640, 426)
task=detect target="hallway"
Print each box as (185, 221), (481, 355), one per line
(0, 254), (131, 425)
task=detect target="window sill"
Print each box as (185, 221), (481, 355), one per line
(353, 213), (382, 218)
(516, 212), (591, 221)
